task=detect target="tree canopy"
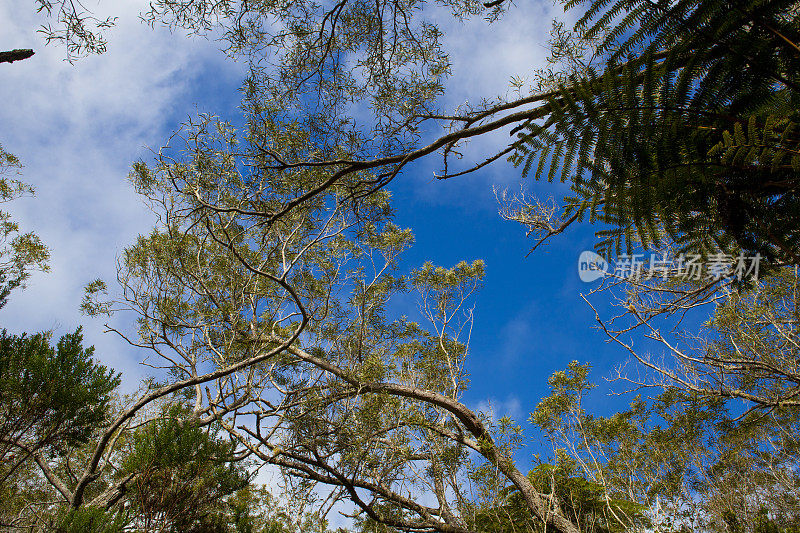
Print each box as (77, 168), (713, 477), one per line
(2, 0), (800, 532)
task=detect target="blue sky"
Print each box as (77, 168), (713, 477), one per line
(1, 0), (650, 463)
(389, 150), (632, 451)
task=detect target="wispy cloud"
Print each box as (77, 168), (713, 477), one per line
(476, 394), (523, 423)
(0, 0), (244, 385)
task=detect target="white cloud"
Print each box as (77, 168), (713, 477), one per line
(437, 1), (560, 101)
(0, 0), (245, 385)
(476, 394), (523, 422)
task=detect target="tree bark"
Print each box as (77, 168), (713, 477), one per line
(0, 50), (35, 64)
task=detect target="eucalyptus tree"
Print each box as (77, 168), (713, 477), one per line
(468, 459), (647, 533)
(77, 111), (584, 533)
(532, 361), (800, 532)
(36, 0), (116, 60)
(2, 2), (115, 65)
(0, 145), (49, 309)
(582, 264), (800, 414)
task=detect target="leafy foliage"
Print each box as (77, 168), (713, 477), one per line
(227, 486), (338, 533)
(118, 403), (251, 531)
(54, 506), (127, 533)
(533, 361), (800, 532)
(143, 0), (494, 163)
(0, 328), (120, 480)
(35, 0), (116, 61)
(512, 0), (800, 262)
(472, 462), (646, 533)
(0, 144), (49, 308)
(698, 266), (800, 408)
